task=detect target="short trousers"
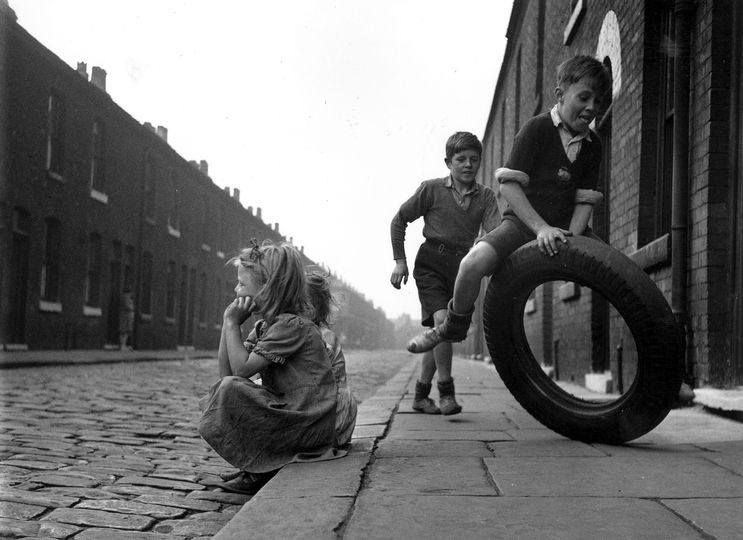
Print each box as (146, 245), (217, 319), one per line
(478, 217), (603, 275)
(477, 218), (535, 274)
(413, 240), (467, 327)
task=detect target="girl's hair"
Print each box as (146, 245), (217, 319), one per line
(306, 270), (336, 327)
(229, 240), (311, 325)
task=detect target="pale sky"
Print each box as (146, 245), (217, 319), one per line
(13, 0), (511, 320)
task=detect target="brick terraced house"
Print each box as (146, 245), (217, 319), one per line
(0, 2), (394, 352)
(465, 0), (742, 392)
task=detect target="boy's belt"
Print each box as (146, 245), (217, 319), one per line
(425, 239), (469, 257)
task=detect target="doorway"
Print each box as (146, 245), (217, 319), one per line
(8, 209), (31, 344)
(731, 1), (743, 385)
(590, 59), (614, 373)
(106, 241), (122, 347)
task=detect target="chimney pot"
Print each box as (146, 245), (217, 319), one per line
(156, 125), (168, 141)
(77, 62), (88, 80)
(91, 66), (107, 91)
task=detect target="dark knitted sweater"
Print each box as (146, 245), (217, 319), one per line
(502, 112), (602, 230)
(390, 177), (498, 260)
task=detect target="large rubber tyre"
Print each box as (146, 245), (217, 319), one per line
(483, 236), (684, 444)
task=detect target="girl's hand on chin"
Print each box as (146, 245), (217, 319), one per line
(224, 295), (256, 325)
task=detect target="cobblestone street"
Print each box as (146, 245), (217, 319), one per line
(0, 350), (411, 539)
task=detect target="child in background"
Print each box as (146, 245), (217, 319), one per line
(407, 55), (611, 353)
(390, 132), (499, 414)
(199, 240), (341, 494)
(306, 270), (357, 447)
(118, 288), (134, 351)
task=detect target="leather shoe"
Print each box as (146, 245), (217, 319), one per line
(407, 328), (444, 353)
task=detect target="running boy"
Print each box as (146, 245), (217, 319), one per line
(407, 55), (611, 354)
(390, 132), (499, 415)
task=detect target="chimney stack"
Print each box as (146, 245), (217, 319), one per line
(223, 186), (230, 195)
(143, 122), (155, 132)
(256, 207), (262, 220)
(77, 62), (88, 80)
(199, 160), (208, 176)
(156, 125), (168, 142)
(274, 223), (280, 234)
(247, 206), (253, 215)
(91, 66), (106, 91)
(233, 188), (240, 202)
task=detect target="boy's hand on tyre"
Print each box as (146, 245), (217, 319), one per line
(536, 226), (572, 256)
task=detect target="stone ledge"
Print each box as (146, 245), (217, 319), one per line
(694, 387), (743, 421)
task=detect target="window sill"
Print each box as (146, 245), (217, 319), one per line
(145, 217), (157, 226)
(216, 251), (225, 259)
(559, 282), (581, 301)
(4, 343), (29, 351)
(140, 313), (152, 322)
(39, 300), (62, 312)
(90, 189), (109, 204)
(198, 322), (207, 329)
(201, 243), (211, 253)
(47, 170), (64, 183)
(168, 225), (181, 238)
(83, 306), (102, 317)
(165, 316), (176, 326)
(525, 298), (537, 314)
(629, 233), (670, 271)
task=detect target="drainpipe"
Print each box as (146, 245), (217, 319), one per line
(671, 0), (694, 385)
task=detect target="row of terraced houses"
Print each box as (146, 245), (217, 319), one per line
(0, 2), (394, 352)
(459, 0), (742, 392)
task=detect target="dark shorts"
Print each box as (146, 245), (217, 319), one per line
(413, 241), (467, 327)
(477, 218), (535, 274)
(478, 217), (603, 275)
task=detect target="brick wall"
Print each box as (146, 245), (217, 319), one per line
(474, 0), (741, 388)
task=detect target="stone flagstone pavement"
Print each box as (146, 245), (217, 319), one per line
(216, 357), (743, 540)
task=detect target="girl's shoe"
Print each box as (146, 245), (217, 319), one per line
(219, 469), (243, 481)
(217, 471), (276, 495)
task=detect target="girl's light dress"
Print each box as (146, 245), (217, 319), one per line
(321, 327), (357, 446)
(198, 314), (338, 473)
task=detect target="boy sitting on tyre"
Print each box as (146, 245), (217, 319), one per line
(408, 55), (611, 353)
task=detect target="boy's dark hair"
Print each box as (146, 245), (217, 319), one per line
(445, 132), (482, 161)
(556, 55), (611, 99)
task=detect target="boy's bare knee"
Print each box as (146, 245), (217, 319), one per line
(460, 244), (497, 279)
